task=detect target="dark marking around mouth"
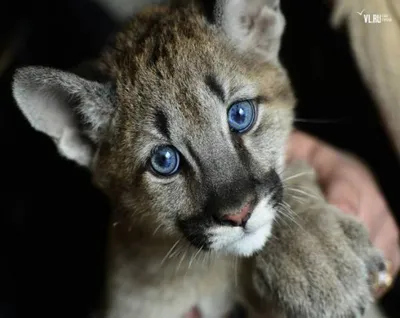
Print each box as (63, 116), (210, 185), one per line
(265, 170), (283, 207)
(177, 216), (212, 249)
(178, 169), (282, 249)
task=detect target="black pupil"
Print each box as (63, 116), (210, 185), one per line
(233, 106), (246, 124)
(156, 151), (172, 167)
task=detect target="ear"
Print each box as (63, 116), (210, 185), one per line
(213, 0), (286, 62)
(12, 66), (115, 167)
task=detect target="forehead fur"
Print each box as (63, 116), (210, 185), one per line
(91, 2), (294, 192)
(101, 5), (227, 78)
(98, 3), (287, 97)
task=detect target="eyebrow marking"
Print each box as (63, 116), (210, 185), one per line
(154, 110), (170, 139)
(205, 74), (225, 103)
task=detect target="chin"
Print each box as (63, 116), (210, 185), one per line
(207, 198), (276, 257)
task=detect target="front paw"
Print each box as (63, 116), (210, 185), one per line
(242, 163), (385, 317)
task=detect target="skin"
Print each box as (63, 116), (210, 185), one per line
(286, 129), (400, 297)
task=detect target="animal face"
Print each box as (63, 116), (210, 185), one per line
(12, 0), (295, 257)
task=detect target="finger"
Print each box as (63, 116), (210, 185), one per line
(387, 230), (400, 277)
(373, 251), (400, 299)
(390, 244), (400, 277)
(359, 197), (388, 243)
(372, 217), (398, 256)
(325, 179), (361, 216)
(371, 219), (400, 298)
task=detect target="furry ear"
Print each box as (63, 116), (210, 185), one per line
(12, 66), (115, 167)
(213, 0), (285, 62)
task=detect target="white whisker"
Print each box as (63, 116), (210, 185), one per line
(176, 248), (188, 273)
(286, 187), (320, 201)
(188, 245), (204, 269)
(152, 224), (163, 236)
(160, 239), (181, 266)
(277, 201), (307, 233)
(282, 171), (313, 182)
(294, 117), (344, 124)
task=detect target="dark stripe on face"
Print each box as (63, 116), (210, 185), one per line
(177, 216), (212, 249)
(229, 135), (254, 176)
(264, 170), (283, 207)
(184, 140), (206, 177)
(205, 74), (225, 103)
(154, 110), (170, 139)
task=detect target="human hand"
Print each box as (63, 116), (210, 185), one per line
(286, 130), (400, 298)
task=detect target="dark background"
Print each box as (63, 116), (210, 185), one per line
(0, 0), (399, 317)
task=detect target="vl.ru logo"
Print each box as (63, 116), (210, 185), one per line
(357, 9), (392, 23)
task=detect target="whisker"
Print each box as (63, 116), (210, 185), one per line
(274, 208), (291, 228)
(176, 248), (188, 273)
(266, 231), (279, 243)
(169, 244), (184, 259)
(282, 171), (313, 183)
(287, 193), (307, 204)
(188, 245), (204, 269)
(152, 224), (163, 236)
(160, 239), (181, 266)
(202, 250), (208, 267)
(234, 256), (239, 287)
(285, 187), (320, 201)
(278, 201), (307, 233)
(276, 209), (297, 232)
(294, 117), (345, 124)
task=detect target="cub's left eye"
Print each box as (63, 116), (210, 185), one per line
(227, 100), (256, 133)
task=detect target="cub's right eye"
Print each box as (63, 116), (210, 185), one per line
(150, 146), (181, 176)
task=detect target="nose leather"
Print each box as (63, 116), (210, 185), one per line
(222, 202), (252, 226)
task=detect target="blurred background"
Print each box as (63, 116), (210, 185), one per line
(0, 0), (399, 317)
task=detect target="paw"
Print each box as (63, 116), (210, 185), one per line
(243, 161), (385, 317)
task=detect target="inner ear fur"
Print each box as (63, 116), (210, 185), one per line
(12, 65), (115, 167)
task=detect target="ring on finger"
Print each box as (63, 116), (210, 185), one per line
(372, 260), (393, 296)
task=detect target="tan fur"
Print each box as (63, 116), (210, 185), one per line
(12, 1), (385, 317)
(89, 4), (293, 317)
(242, 161), (385, 317)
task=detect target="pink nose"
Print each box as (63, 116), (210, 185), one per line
(222, 203), (252, 226)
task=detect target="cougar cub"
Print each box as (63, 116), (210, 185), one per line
(12, 0), (385, 317)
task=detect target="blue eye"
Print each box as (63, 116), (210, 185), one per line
(227, 100), (256, 133)
(150, 146), (180, 176)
